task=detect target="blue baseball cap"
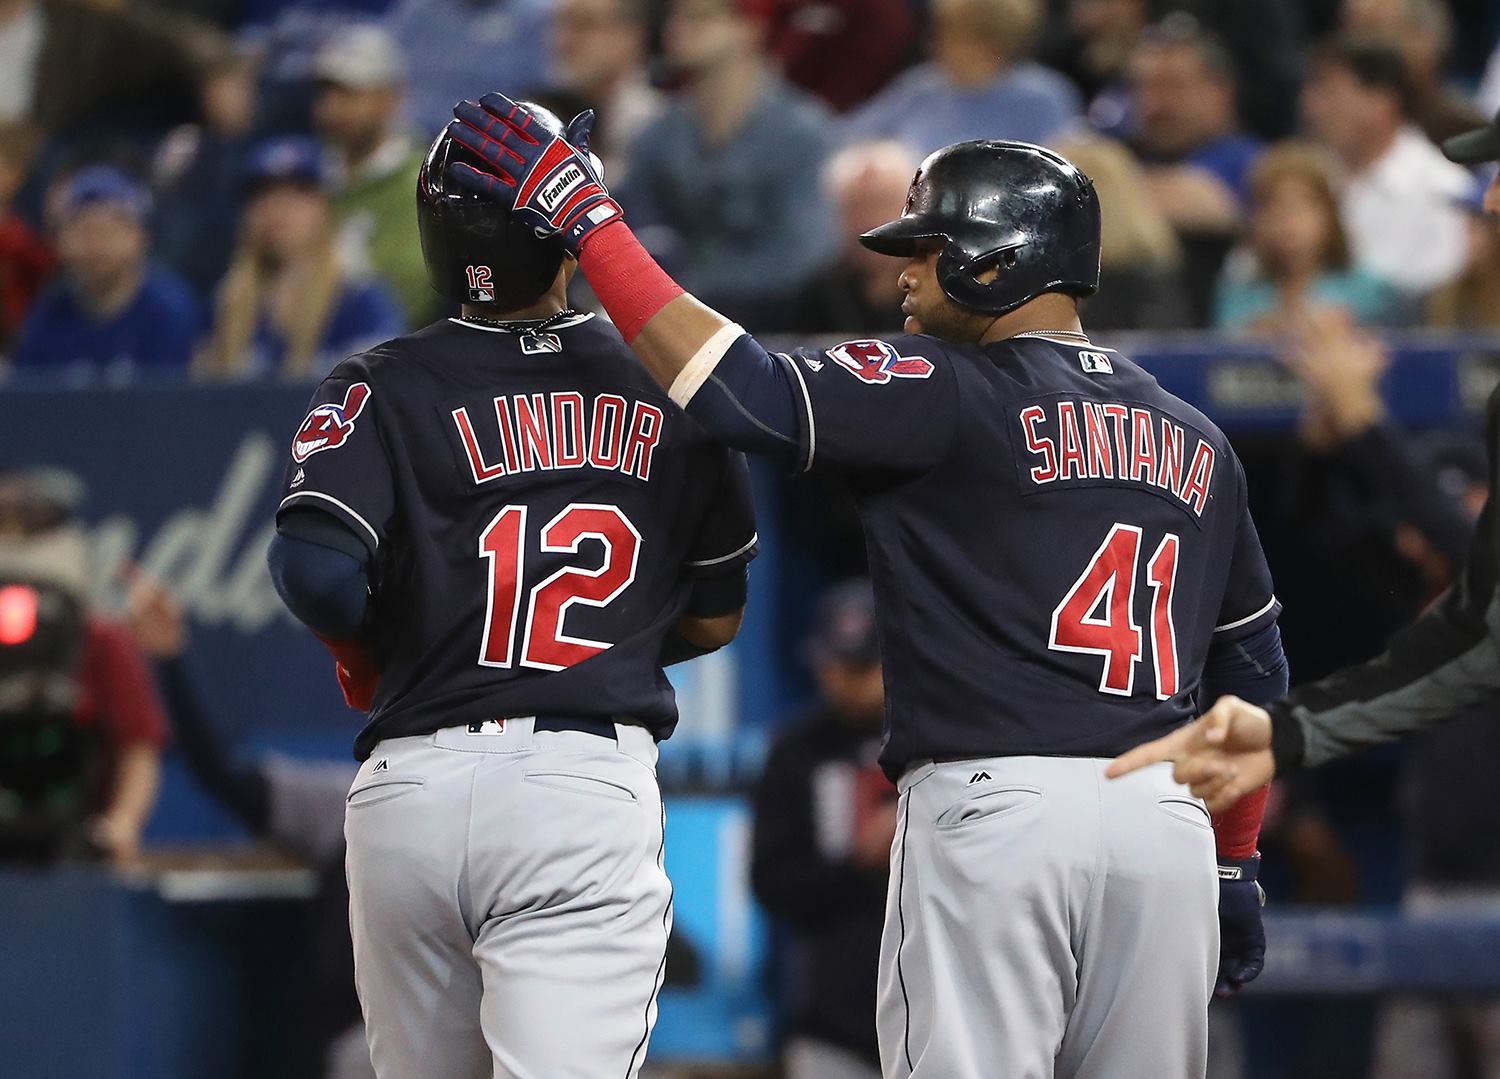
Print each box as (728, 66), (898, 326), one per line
(804, 578), (880, 667)
(56, 166), (151, 221)
(243, 136), (328, 193)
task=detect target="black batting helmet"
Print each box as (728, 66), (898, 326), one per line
(417, 103), (570, 310)
(859, 140), (1101, 316)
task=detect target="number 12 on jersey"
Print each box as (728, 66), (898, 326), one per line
(1048, 523), (1180, 700)
(479, 502), (641, 672)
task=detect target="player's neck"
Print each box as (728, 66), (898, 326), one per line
(460, 295), (568, 323)
(978, 295), (1084, 345)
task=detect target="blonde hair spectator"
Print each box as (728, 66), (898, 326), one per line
(1056, 136), (1179, 271)
(1054, 136), (1189, 330)
(198, 136), (402, 380)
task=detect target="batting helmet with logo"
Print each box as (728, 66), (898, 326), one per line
(416, 102), (570, 310)
(859, 140), (1101, 316)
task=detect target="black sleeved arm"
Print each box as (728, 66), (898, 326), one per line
(672, 330), (959, 473)
(1269, 405), (1500, 771)
(154, 656), (271, 833)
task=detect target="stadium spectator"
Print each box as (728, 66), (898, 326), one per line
(1127, 18), (1262, 225)
(1214, 143), (1398, 333)
(12, 166), (200, 381)
(387, 0), (552, 138)
(199, 136), (401, 381)
(153, 46), (261, 301)
(1301, 37), (1474, 298)
(0, 0), (223, 134)
(0, 122), (52, 352)
(768, 0), (915, 114)
(620, 0), (835, 326)
(1055, 137), (1190, 331)
(1341, 0), (1486, 145)
(0, 471), (168, 867)
(751, 580), (892, 1079)
(550, 0), (662, 184)
(1428, 184), (1500, 330)
(1040, 0), (1150, 118)
(843, 0), (1080, 158)
(778, 140), (913, 335)
(311, 24), (434, 327)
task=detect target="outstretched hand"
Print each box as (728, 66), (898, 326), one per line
(1104, 695), (1278, 813)
(447, 92), (620, 254)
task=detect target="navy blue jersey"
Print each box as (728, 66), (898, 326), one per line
(772, 332), (1277, 778)
(278, 314), (757, 759)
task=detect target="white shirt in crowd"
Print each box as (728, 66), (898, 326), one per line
(0, 2), (43, 123)
(1342, 124), (1475, 296)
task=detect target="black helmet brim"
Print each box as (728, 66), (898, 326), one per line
(858, 215), (947, 256)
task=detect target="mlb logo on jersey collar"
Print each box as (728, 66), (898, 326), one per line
(1079, 351), (1114, 375)
(521, 332), (563, 355)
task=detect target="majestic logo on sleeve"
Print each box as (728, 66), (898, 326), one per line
(828, 339), (934, 384)
(292, 382), (371, 463)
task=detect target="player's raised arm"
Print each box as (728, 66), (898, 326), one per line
(443, 94), (981, 474)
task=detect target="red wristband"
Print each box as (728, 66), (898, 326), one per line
(577, 222), (685, 342)
(1211, 783), (1270, 860)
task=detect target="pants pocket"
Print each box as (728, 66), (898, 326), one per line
(1157, 795), (1213, 830)
(934, 785), (1042, 829)
(523, 769), (638, 804)
(347, 775), (425, 809)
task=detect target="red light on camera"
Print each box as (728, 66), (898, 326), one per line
(0, 585), (39, 645)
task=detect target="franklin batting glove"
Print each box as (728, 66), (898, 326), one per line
(447, 93), (621, 256)
(1215, 853), (1267, 997)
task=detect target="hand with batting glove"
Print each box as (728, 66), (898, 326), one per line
(314, 632), (381, 712)
(447, 93), (622, 255)
(1216, 853), (1267, 997)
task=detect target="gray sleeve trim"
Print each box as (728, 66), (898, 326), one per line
(1296, 595), (1500, 768)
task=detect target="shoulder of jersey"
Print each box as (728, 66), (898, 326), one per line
(363, 315), (679, 411)
(1087, 340), (1234, 453)
(324, 337), (406, 384)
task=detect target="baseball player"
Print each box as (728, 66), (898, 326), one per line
(266, 104), (759, 1079)
(1108, 112), (1500, 810)
(445, 94), (1288, 1078)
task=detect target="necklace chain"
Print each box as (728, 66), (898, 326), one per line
(1011, 328), (1091, 342)
(460, 308), (583, 333)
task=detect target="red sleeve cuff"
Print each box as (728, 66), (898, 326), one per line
(577, 222), (684, 342)
(1212, 783), (1269, 860)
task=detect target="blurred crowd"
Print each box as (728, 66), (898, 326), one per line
(0, 0), (1499, 382)
(7, 2), (1500, 1078)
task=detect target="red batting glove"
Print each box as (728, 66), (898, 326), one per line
(314, 633), (381, 711)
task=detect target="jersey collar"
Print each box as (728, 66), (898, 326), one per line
(449, 312), (596, 334)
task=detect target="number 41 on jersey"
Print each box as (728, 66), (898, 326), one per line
(1049, 522), (1180, 700)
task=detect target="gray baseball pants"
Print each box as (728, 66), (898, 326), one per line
(877, 755), (1218, 1079)
(344, 719), (672, 1079)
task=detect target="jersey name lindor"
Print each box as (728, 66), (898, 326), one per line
(1018, 399), (1217, 517)
(452, 392), (665, 485)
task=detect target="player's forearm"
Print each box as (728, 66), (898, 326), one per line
(579, 225), (805, 458)
(1268, 587), (1500, 771)
(103, 743), (162, 834)
(1200, 623), (1284, 857)
(577, 224), (717, 387)
(1211, 784), (1269, 861)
